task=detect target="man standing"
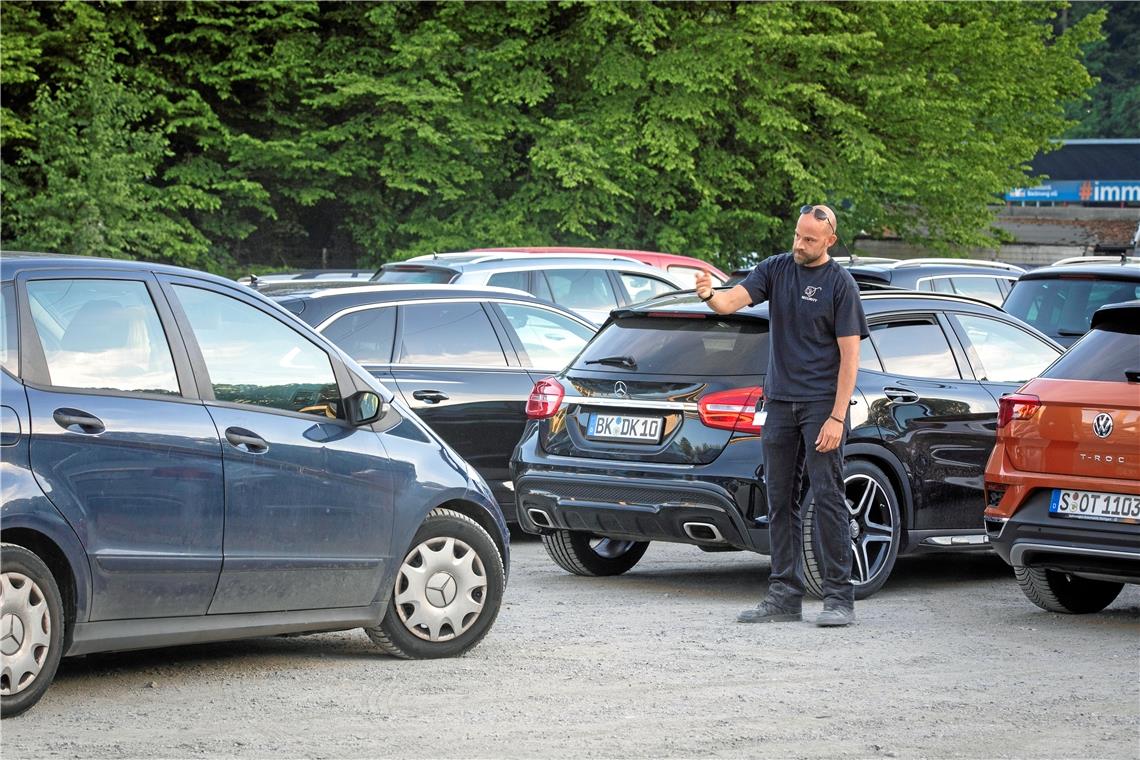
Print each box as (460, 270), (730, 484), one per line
(694, 204), (868, 626)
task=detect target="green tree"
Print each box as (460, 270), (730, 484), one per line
(1063, 1), (1139, 138)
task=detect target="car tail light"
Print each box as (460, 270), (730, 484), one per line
(997, 393), (1040, 429)
(526, 377), (565, 419)
(699, 387), (764, 434)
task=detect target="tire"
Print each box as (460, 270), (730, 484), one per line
(1014, 566), (1124, 614)
(541, 530), (649, 577)
(366, 508), (505, 659)
(1, 544), (65, 719)
(803, 460), (902, 600)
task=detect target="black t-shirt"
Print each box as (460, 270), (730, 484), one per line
(740, 253), (869, 402)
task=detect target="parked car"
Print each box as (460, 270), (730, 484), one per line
(0, 253), (509, 717)
(472, 247), (729, 289)
(725, 256), (899, 286)
(838, 258), (1025, 306)
(370, 253), (683, 325)
(1002, 255), (1140, 347)
(984, 299), (1140, 614)
(238, 269), (375, 287)
(272, 284), (597, 519)
(511, 289), (1062, 598)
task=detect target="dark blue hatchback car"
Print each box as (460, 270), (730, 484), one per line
(0, 253), (509, 717)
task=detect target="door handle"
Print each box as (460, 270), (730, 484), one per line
(225, 427), (269, 454)
(882, 387), (920, 403)
(53, 408), (105, 434)
(411, 390), (449, 404)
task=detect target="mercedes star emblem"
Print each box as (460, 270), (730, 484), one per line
(425, 572), (458, 608)
(614, 381), (629, 398)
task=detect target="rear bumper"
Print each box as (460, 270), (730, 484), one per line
(511, 434), (768, 553)
(988, 490), (1140, 584)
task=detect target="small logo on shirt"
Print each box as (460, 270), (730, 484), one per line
(802, 286), (822, 302)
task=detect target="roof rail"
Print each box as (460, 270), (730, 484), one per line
(405, 251), (644, 266)
(1051, 255), (1140, 267)
(858, 289), (1001, 309)
(307, 283), (535, 299)
(890, 258), (1025, 272)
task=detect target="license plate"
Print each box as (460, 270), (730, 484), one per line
(1049, 488), (1140, 524)
(585, 413), (662, 443)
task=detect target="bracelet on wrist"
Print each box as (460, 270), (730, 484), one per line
(699, 291), (714, 302)
(828, 414), (844, 424)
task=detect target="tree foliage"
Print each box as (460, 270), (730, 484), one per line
(0, 1), (1105, 272)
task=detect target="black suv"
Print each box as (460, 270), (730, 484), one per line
(274, 285), (596, 519)
(1002, 255), (1140, 347)
(511, 290), (1062, 597)
(843, 259), (1024, 306)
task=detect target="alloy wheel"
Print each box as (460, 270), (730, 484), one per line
(843, 473), (897, 588)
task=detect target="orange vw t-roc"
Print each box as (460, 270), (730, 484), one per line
(985, 300), (1140, 614)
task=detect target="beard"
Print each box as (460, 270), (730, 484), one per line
(793, 248), (826, 266)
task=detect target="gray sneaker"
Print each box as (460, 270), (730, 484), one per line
(737, 600), (802, 624)
(815, 604), (855, 627)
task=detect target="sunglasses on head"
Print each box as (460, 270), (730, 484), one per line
(800, 204), (834, 230)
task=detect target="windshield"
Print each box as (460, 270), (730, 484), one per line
(1004, 277), (1140, 338)
(573, 315), (768, 376)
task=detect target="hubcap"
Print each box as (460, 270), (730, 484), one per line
(395, 537), (486, 642)
(843, 474), (897, 588)
(1, 571), (53, 696)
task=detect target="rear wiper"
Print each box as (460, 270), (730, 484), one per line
(585, 355), (638, 369)
(1055, 329), (1086, 336)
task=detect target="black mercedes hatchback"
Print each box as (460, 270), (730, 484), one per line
(511, 290), (1063, 597)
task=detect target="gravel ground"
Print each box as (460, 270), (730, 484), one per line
(4, 535), (1138, 759)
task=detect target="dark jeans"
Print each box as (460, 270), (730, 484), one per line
(761, 399), (854, 609)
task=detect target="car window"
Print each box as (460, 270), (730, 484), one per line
(869, 319), (960, 379)
(498, 303), (594, 370)
(487, 271), (529, 293)
(574, 316), (768, 376)
(667, 266), (719, 289)
(1004, 278), (1140, 337)
(1041, 328), (1139, 382)
(950, 277), (1005, 306)
(858, 335), (883, 371)
(398, 302), (507, 366)
(26, 279), (180, 395)
(0, 284), (17, 375)
(532, 272), (554, 301)
(927, 277), (955, 294)
(546, 269), (619, 311)
(953, 314), (1060, 383)
(172, 285), (341, 418)
(321, 306), (396, 365)
(620, 272), (676, 304)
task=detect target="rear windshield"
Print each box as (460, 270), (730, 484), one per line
(1041, 328), (1140, 382)
(1004, 277), (1140, 338)
(573, 315), (767, 376)
(372, 267), (455, 284)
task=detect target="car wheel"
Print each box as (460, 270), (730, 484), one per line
(1014, 566), (1124, 614)
(803, 460), (902, 600)
(366, 508), (505, 659)
(1, 544), (65, 719)
(541, 530), (649, 576)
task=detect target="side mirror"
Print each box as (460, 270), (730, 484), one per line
(344, 390), (383, 426)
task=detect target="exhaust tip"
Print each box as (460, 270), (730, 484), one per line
(527, 508), (554, 528)
(683, 521), (725, 543)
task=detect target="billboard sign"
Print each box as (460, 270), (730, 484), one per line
(1005, 180), (1140, 203)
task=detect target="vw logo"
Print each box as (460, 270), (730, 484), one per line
(614, 381), (629, 398)
(425, 572), (458, 608)
(1092, 413), (1114, 439)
